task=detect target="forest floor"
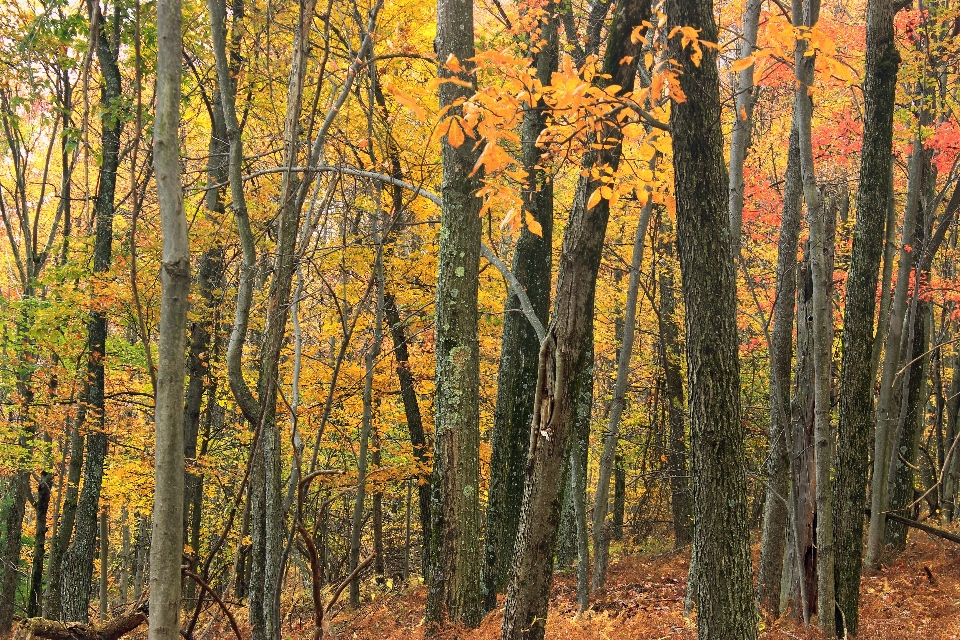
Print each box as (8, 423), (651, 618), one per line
(328, 536), (960, 640)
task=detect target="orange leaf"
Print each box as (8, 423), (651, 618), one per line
(447, 118), (465, 148)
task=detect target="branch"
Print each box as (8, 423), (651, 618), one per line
(206, 164), (548, 341)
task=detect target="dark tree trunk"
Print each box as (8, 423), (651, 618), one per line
(383, 293), (430, 575)
(28, 471), (54, 618)
(425, 0), (483, 625)
(61, 9), (124, 621)
(885, 299), (930, 550)
(666, 0), (756, 636)
(658, 236), (692, 549)
(0, 474), (28, 632)
(792, 243), (817, 621)
(832, 0), (899, 634)
(555, 340), (592, 569)
(500, 3), (647, 637)
(482, 3), (557, 609)
(45, 428), (83, 619)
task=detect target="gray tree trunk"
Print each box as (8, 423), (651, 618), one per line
(795, 9), (837, 629)
(45, 428), (83, 619)
(149, 0), (190, 634)
(727, 0), (763, 251)
(756, 113), (802, 619)
(866, 132), (923, 568)
(591, 198), (653, 591)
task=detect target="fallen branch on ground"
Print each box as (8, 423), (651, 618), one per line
(13, 608), (147, 640)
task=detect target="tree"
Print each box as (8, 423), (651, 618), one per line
(425, 0), (484, 626)
(665, 0), (756, 636)
(500, 1), (648, 636)
(482, 2), (557, 608)
(59, 2), (125, 622)
(833, 0), (900, 634)
(149, 0), (189, 633)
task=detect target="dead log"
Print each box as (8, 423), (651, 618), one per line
(13, 610), (146, 640)
(865, 508), (960, 545)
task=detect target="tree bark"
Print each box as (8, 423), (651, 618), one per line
(425, 0), (484, 627)
(0, 474), (28, 632)
(500, 3), (648, 637)
(866, 131), (923, 568)
(349, 231), (384, 607)
(482, 2), (558, 608)
(833, 0), (899, 634)
(757, 114), (802, 619)
(727, 0), (763, 251)
(659, 235), (692, 549)
(150, 0), (189, 634)
(46, 428), (84, 619)
(61, 5), (124, 621)
(383, 293), (430, 574)
(14, 610), (146, 640)
(28, 471), (54, 618)
(666, 0), (756, 636)
(795, 7), (837, 628)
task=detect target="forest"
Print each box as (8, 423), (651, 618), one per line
(1, 0), (960, 637)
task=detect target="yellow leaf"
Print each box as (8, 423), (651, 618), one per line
(384, 83), (426, 121)
(587, 188), (603, 210)
(525, 212), (543, 237)
(731, 56), (755, 72)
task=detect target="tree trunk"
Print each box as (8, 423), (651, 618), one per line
(150, 0), (190, 634)
(866, 131), (923, 568)
(833, 0), (899, 633)
(425, 0), (484, 627)
(591, 198), (653, 592)
(28, 471), (54, 618)
(45, 428), (83, 619)
(942, 351), (960, 522)
(61, 7), (124, 621)
(482, 3), (557, 608)
(349, 234), (384, 607)
(727, 0), (763, 251)
(795, 9), (837, 628)
(99, 511), (108, 622)
(383, 293), (430, 574)
(666, 0), (756, 636)
(659, 235), (692, 549)
(0, 474), (28, 632)
(500, 4), (648, 637)
(612, 457), (625, 541)
(792, 245), (816, 622)
(757, 112), (802, 619)
(885, 300), (930, 550)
